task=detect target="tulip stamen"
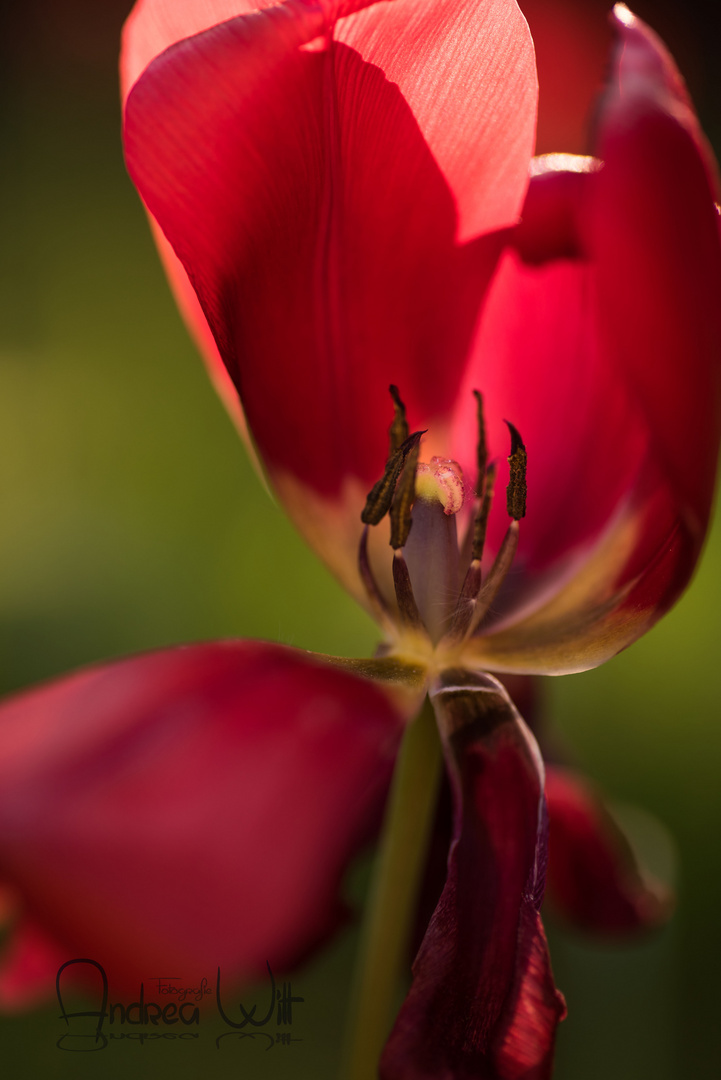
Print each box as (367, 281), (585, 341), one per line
(392, 550), (426, 631)
(449, 394), (497, 640)
(361, 430), (425, 527)
(459, 390), (494, 569)
(471, 461), (497, 564)
(388, 383), (410, 454)
(358, 525), (395, 634)
(505, 420), (527, 521)
(467, 519), (520, 637)
(444, 421), (526, 646)
(390, 434), (421, 550)
(474, 389), (488, 488)
(359, 387), (429, 636)
(445, 557), (482, 641)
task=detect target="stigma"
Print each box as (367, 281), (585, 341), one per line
(414, 458), (465, 515)
(358, 387), (527, 655)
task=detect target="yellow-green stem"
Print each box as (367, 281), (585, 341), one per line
(341, 695), (443, 1080)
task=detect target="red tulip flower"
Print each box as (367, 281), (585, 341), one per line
(0, 2), (720, 1078)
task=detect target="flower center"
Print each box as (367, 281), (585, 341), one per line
(359, 386), (527, 650)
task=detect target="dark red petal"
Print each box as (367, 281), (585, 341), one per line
(381, 673), (565, 1080)
(0, 641), (405, 999)
(589, 5), (721, 541)
(519, 0), (611, 155)
(544, 766), (673, 935)
(122, 0), (535, 593)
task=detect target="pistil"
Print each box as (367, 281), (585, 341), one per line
(404, 458), (464, 642)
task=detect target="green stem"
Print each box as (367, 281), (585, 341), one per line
(341, 695), (444, 1080)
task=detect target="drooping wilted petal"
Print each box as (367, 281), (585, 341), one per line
(544, 766), (673, 934)
(0, 641), (408, 999)
(381, 673), (565, 1079)
(122, 0), (536, 599)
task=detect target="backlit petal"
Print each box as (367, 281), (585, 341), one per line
(0, 641), (406, 997)
(122, 0), (536, 594)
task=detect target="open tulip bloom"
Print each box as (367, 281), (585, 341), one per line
(0, 0), (720, 1076)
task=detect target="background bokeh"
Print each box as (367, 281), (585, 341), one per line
(1, 1), (720, 1076)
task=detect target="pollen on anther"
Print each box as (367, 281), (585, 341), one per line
(504, 421), (527, 521)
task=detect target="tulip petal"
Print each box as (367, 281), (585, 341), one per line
(120, 0), (382, 102)
(381, 672), (565, 1079)
(122, 0), (536, 598)
(544, 766), (672, 934)
(0, 641), (407, 998)
(590, 5), (721, 541)
(452, 234), (648, 579)
(450, 5), (721, 671)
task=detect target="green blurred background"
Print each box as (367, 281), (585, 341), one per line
(1, 1), (720, 1076)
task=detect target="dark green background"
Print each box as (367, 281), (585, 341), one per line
(1, 1), (720, 1076)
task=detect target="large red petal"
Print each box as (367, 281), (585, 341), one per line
(380, 673), (565, 1079)
(122, 0), (536, 595)
(0, 641), (405, 999)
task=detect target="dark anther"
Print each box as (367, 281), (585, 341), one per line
(390, 433), (421, 549)
(361, 430), (425, 527)
(392, 550), (425, 630)
(473, 389), (487, 481)
(388, 384), (410, 454)
(504, 420), (527, 520)
(472, 461), (497, 561)
(358, 525), (393, 629)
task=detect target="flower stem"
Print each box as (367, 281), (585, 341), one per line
(341, 695), (443, 1080)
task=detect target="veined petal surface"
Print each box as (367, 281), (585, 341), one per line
(0, 641), (406, 997)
